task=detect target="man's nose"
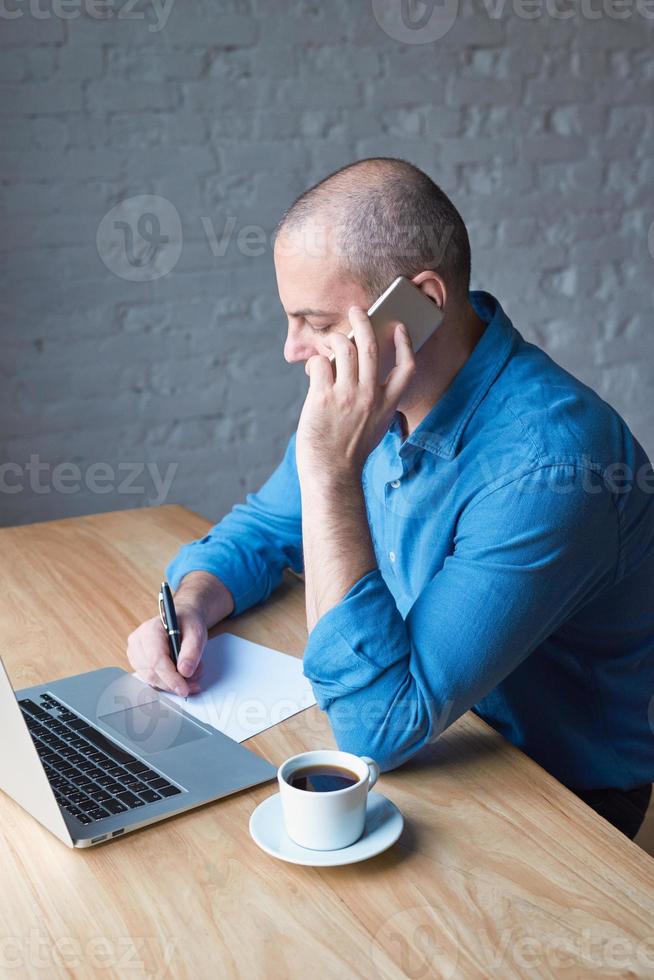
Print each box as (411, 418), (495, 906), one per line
(284, 329), (317, 364)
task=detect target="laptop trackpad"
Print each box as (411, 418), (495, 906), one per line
(98, 701), (210, 755)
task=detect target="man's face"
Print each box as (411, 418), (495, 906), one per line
(274, 224), (373, 365)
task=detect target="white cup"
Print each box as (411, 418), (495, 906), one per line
(278, 749), (380, 851)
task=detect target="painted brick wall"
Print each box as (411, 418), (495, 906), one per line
(2, 0), (653, 526)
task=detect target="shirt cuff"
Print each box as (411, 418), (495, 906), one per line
(165, 545), (263, 618)
(302, 569), (409, 709)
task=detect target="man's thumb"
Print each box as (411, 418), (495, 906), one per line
(177, 630), (203, 677)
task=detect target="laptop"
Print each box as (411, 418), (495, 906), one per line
(0, 653), (277, 847)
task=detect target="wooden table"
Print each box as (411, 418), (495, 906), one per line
(1, 505), (653, 979)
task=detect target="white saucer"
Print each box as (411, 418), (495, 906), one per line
(249, 791), (404, 867)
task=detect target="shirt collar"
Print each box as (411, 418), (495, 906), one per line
(391, 290), (518, 460)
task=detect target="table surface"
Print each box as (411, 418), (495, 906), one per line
(1, 505), (653, 979)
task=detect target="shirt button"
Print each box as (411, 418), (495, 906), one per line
(390, 479), (401, 488)
(389, 551), (396, 563)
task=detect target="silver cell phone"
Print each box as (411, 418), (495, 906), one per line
(329, 276), (444, 381)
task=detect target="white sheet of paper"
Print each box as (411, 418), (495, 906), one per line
(155, 632), (316, 743)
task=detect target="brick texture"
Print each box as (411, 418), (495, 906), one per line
(1, 0), (653, 525)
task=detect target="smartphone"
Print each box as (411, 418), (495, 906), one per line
(329, 276), (444, 381)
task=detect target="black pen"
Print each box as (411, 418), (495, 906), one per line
(158, 580), (186, 701)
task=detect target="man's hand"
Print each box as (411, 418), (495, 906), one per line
(296, 308), (416, 632)
(126, 570), (234, 697)
(127, 606), (207, 697)
(296, 306), (416, 484)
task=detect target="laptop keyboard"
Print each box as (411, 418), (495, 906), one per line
(19, 693), (182, 826)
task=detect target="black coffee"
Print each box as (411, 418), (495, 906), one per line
(287, 764), (360, 793)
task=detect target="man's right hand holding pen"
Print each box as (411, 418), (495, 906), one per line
(127, 570), (235, 697)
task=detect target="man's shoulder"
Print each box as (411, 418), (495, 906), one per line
(476, 335), (632, 474)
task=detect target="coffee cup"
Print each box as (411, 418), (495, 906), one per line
(278, 749), (380, 850)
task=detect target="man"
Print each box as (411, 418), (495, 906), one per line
(128, 158), (654, 839)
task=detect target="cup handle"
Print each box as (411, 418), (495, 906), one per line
(361, 756), (380, 790)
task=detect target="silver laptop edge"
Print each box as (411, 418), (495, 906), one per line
(0, 654), (277, 847)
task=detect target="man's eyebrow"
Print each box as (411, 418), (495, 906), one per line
(288, 308), (338, 317)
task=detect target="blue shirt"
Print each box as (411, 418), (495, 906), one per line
(167, 291), (654, 791)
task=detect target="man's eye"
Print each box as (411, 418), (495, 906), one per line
(308, 323), (333, 334)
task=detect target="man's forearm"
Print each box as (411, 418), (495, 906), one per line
(174, 570), (235, 628)
(300, 474), (377, 633)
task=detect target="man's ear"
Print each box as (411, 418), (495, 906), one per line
(411, 271), (446, 310)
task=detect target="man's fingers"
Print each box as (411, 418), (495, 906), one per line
(384, 322), (416, 405)
(177, 621), (205, 677)
(187, 661), (204, 680)
(326, 328), (358, 388)
(349, 306), (379, 387)
(153, 647), (190, 696)
(305, 353), (335, 393)
(137, 664), (202, 697)
(136, 667), (160, 689)
(127, 614), (207, 698)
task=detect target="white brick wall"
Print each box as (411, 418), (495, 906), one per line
(1, 0), (653, 526)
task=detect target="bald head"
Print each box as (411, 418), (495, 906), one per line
(276, 158), (471, 305)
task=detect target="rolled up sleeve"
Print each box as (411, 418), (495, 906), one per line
(302, 464), (617, 771)
(166, 432), (303, 617)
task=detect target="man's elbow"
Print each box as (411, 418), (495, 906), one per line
(324, 692), (436, 773)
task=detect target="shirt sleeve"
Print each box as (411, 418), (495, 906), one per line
(301, 463), (618, 771)
(166, 431), (303, 617)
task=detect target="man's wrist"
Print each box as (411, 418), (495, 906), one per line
(299, 465), (362, 502)
(173, 570), (235, 629)
(300, 467), (368, 543)
(300, 464), (375, 632)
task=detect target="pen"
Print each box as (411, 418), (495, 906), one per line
(158, 580), (186, 701)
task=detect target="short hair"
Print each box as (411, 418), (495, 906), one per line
(275, 157), (471, 302)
